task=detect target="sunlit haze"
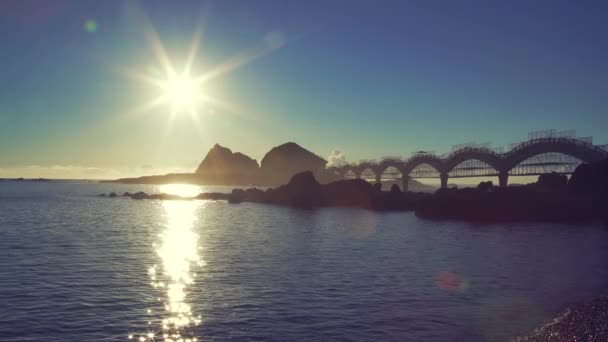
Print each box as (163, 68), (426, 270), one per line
(1, 1), (607, 179)
(2, 2), (608, 341)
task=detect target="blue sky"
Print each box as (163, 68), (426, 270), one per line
(1, 0), (607, 178)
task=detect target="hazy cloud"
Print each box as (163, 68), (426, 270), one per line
(264, 30), (287, 49)
(0, 165), (193, 180)
(327, 149), (347, 167)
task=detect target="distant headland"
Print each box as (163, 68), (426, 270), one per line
(105, 142), (330, 186)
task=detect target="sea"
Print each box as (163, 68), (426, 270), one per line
(1, 180), (607, 341)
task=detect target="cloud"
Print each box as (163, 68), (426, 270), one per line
(264, 30), (287, 49)
(0, 165), (193, 180)
(327, 149), (347, 167)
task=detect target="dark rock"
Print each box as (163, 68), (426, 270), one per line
(569, 158), (608, 196)
(131, 191), (149, 200)
(390, 184), (401, 193)
(323, 178), (374, 208)
(265, 171), (324, 207)
(537, 172), (568, 190)
(477, 181), (493, 192)
(109, 192), (118, 198)
(123, 192), (131, 197)
(416, 186), (599, 223)
(195, 192), (230, 201)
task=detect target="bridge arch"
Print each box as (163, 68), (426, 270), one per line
(343, 169), (358, 179)
(376, 158), (406, 177)
(508, 152), (585, 177)
(351, 161), (378, 182)
(327, 136), (607, 190)
(443, 149), (504, 173)
(504, 138), (607, 170)
(359, 167), (377, 181)
(402, 154), (445, 177)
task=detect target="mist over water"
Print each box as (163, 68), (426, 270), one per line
(1, 181), (608, 341)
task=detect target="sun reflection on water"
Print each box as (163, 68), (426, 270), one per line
(159, 184), (202, 198)
(133, 200), (204, 341)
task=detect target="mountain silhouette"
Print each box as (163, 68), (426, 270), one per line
(194, 144), (260, 184)
(107, 142), (328, 186)
(260, 142), (327, 184)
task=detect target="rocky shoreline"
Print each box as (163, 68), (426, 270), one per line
(101, 171), (429, 211)
(515, 296), (608, 341)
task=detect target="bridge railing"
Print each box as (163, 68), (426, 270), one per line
(408, 151), (438, 158)
(379, 156), (404, 164)
(505, 137), (608, 157)
(332, 135), (607, 176)
(445, 146), (500, 159)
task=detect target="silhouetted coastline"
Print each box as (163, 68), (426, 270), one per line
(0, 178), (51, 182)
(416, 159), (608, 223)
(101, 158), (608, 224)
(106, 171), (428, 211)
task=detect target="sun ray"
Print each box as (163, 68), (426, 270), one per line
(193, 31), (286, 85)
(193, 45), (268, 85)
(184, 12), (207, 77)
(125, 94), (170, 119)
(129, 3), (176, 78)
(115, 66), (166, 88)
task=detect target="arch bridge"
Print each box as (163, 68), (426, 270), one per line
(330, 135), (608, 190)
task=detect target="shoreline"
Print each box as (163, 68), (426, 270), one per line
(99, 170), (607, 224)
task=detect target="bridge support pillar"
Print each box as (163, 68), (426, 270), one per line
(498, 171), (509, 188)
(375, 174), (381, 184)
(401, 176), (410, 192)
(440, 173), (449, 189)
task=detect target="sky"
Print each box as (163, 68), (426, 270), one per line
(1, 0), (607, 179)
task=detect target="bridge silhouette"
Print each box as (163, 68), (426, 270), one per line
(327, 131), (608, 191)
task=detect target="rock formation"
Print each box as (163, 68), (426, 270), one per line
(569, 158), (608, 196)
(260, 142), (327, 185)
(107, 142), (328, 186)
(194, 144), (260, 184)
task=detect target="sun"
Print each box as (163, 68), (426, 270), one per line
(119, 6), (287, 127)
(161, 74), (202, 112)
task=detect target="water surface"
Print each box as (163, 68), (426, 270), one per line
(1, 181), (607, 341)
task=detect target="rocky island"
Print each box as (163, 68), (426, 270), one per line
(106, 142), (331, 186)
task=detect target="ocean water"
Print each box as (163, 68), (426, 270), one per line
(1, 181), (607, 342)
